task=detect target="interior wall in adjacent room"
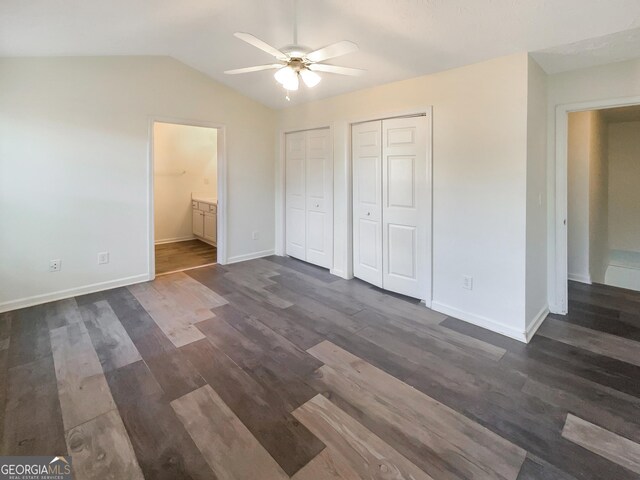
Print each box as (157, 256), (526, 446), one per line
(154, 122), (217, 244)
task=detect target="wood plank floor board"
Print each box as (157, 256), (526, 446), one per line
(152, 275), (217, 324)
(272, 272), (366, 316)
(65, 409), (144, 480)
(44, 298), (83, 330)
(355, 323), (525, 395)
(508, 335), (640, 398)
(515, 455), (579, 480)
(538, 317), (640, 367)
(50, 322), (117, 430)
(185, 265), (235, 296)
(549, 310), (640, 341)
(128, 282), (206, 347)
(105, 360), (217, 480)
(202, 311), (323, 377)
(172, 272), (229, 308)
(7, 304), (51, 368)
(263, 255), (339, 284)
(562, 413), (640, 475)
(405, 367), (638, 480)
(2, 355), (67, 456)
(293, 394), (434, 480)
(265, 283), (364, 333)
(80, 300), (142, 373)
(222, 292), (333, 350)
(144, 349), (207, 402)
(291, 448), (361, 480)
(179, 338), (325, 476)
(171, 385), (288, 480)
(326, 275), (446, 327)
(308, 341), (527, 480)
(522, 378), (640, 444)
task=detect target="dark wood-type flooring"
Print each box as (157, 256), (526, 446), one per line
(1, 257), (640, 479)
(155, 239), (216, 275)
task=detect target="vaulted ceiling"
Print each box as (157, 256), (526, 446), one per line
(2, 0), (640, 108)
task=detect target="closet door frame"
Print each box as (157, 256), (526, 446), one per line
(283, 126), (334, 269)
(350, 107), (433, 306)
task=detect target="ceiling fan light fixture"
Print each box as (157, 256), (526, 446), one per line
(300, 68), (321, 88)
(274, 66), (296, 85)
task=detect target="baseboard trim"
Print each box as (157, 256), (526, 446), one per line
(525, 305), (549, 342)
(155, 235), (196, 245)
(568, 273), (592, 284)
(431, 301), (528, 343)
(226, 249), (275, 265)
(0, 273), (151, 314)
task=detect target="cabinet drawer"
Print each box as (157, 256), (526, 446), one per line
(192, 200), (198, 209)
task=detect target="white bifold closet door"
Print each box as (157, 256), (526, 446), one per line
(285, 128), (332, 268)
(352, 116), (429, 299)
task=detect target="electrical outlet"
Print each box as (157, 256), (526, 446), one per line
(252, 231), (259, 240)
(98, 252), (109, 265)
(463, 275), (473, 290)
(49, 259), (62, 272)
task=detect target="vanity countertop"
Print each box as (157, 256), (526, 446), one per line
(192, 196), (217, 205)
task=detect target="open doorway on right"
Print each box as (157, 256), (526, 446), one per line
(568, 105), (640, 293)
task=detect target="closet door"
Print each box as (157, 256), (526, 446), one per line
(352, 121), (383, 287)
(285, 131), (306, 260)
(382, 116), (428, 298)
(305, 128), (332, 268)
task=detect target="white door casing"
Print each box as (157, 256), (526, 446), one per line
(285, 131), (307, 260)
(382, 116), (428, 299)
(352, 121), (383, 287)
(305, 128), (332, 268)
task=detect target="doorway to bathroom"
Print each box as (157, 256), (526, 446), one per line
(150, 119), (226, 276)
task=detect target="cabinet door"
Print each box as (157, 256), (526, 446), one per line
(352, 121), (383, 288)
(192, 210), (204, 237)
(382, 116), (428, 299)
(204, 212), (217, 244)
(285, 131), (307, 260)
(305, 128), (332, 268)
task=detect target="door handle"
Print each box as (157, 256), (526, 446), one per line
(366, 212), (371, 216)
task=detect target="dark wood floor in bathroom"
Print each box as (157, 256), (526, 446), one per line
(1, 256), (640, 479)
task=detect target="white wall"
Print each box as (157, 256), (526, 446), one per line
(0, 56), (275, 312)
(588, 111), (609, 284)
(276, 53), (534, 340)
(608, 121), (640, 253)
(547, 58), (640, 311)
(566, 110), (609, 285)
(154, 122), (217, 243)
(525, 56), (549, 331)
(567, 111), (592, 283)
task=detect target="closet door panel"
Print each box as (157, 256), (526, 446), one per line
(382, 116), (428, 299)
(285, 132), (306, 260)
(305, 129), (332, 268)
(352, 121), (383, 287)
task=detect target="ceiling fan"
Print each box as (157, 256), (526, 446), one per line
(224, 1), (364, 93)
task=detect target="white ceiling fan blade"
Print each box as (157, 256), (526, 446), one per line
(234, 32), (289, 60)
(309, 64), (365, 76)
(306, 40), (358, 63)
(224, 64), (283, 74)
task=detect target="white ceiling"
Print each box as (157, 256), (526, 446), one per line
(2, 0), (640, 109)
